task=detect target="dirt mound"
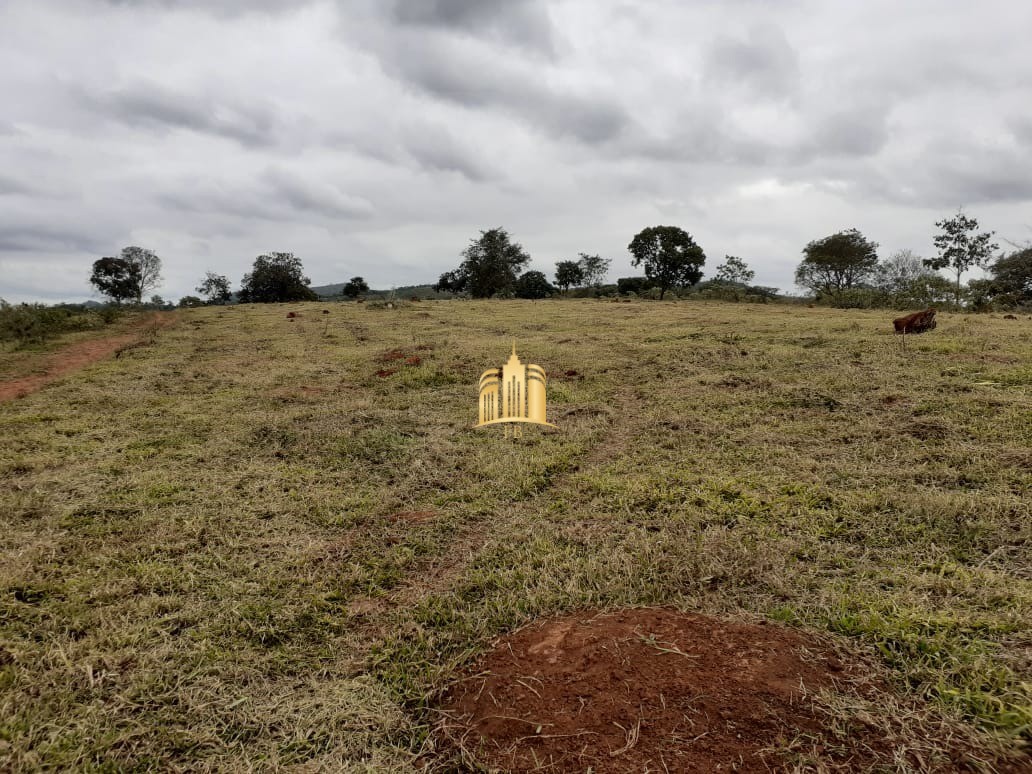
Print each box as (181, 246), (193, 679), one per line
(435, 608), (999, 773)
(0, 313), (176, 402)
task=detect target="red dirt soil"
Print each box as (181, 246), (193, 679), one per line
(436, 608), (1015, 773)
(0, 313), (176, 403)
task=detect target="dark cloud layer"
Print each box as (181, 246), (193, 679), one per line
(390, 0), (555, 53)
(704, 24), (799, 98)
(76, 81), (279, 147)
(0, 222), (108, 254)
(377, 34), (629, 144)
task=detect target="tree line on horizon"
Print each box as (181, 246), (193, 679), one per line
(72, 212), (1032, 311)
(10, 209), (1032, 314)
(63, 209), (1032, 312)
(428, 213), (1029, 310)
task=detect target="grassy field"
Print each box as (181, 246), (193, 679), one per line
(1, 299), (1029, 771)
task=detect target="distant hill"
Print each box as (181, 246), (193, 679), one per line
(310, 283), (453, 300)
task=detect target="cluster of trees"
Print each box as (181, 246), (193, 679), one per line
(434, 225), (779, 302)
(555, 254), (612, 293)
(84, 208), (1030, 311)
(89, 250), (363, 306)
(434, 225), (715, 300)
(793, 210), (1029, 310)
(88, 247), (163, 305)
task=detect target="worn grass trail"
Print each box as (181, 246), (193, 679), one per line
(1, 300), (1029, 770)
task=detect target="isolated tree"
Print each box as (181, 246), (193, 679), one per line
(119, 246), (162, 304)
(714, 255), (755, 285)
(434, 228), (531, 298)
(89, 257), (140, 304)
(577, 253), (611, 287)
(870, 249), (941, 306)
(342, 276), (370, 298)
(197, 271), (232, 305)
(514, 270), (555, 299)
(926, 209), (999, 304)
(238, 252), (318, 303)
(627, 226), (706, 299)
(554, 260), (585, 294)
(795, 229), (879, 297)
(874, 249), (928, 291)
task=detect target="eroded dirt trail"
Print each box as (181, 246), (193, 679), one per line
(0, 313), (177, 402)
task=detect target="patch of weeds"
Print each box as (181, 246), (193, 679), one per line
(336, 428), (414, 467)
(124, 435), (187, 460)
(794, 335), (829, 348)
(826, 605), (1032, 740)
(995, 365), (1032, 387)
(59, 505), (140, 533)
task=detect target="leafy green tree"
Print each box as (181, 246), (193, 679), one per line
(178, 295), (203, 308)
(627, 226), (706, 299)
(238, 253), (318, 303)
(514, 270), (555, 299)
(89, 256), (140, 304)
(795, 229), (879, 297)
(120, 246), (162, 304)
(926, 209), (999, 304)
(975, 247), (1032, 308)
(434, 270), (463, 295)
(554, 260), (584, 294)
(714, 255), (755, 285)
(577, 253), (611, 287)
(197, 271), (232, 305)
(342, 276), (370, 298)
(434, 228), (531, 298)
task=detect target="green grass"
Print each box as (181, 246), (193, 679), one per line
(1, 300), (1029, 770)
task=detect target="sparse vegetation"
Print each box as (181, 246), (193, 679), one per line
(0, 300), (123, 347)
(0, 300), (1029, 770)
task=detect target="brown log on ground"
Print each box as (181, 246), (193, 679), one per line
(893, 308), (937, 334)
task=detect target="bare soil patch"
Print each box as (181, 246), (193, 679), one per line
(435, 608), (1005, 773)
(0, 313), (176, 402)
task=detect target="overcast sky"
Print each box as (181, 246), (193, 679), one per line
(2, 0), (1031, 302)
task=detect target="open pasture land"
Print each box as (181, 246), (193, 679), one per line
(1, 300), (1030, 771)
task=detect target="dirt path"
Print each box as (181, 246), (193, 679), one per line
(0, 313), (177, 403)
